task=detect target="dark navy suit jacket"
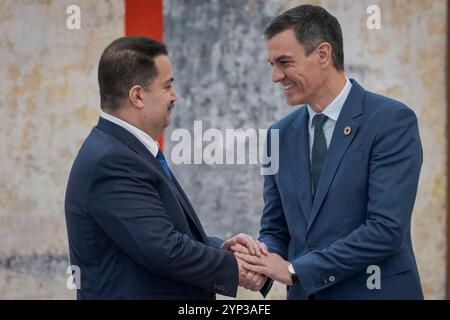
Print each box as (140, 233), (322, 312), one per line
(260, 80), (424, 299)
(65, 117), (238, 299)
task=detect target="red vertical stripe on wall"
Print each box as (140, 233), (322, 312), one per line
(125, 0), (165, 150)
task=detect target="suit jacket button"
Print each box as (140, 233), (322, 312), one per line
(213, 284), (225, 293)
(329, 276), (335, 282)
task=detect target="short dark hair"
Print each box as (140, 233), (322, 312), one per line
(264, 5), (344, 71)
(98, 36), (168, 111)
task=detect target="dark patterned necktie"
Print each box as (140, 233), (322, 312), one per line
(311, 114), (328, 194)
(156, 150), (172, 179)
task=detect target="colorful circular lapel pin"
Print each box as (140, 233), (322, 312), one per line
(344, 126), (352, 136)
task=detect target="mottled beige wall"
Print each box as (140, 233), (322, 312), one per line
(0, 0), (124, 299)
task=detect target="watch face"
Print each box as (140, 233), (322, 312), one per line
(288, 264), (295, 274)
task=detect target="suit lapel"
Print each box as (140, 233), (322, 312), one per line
(288, 108), (313, 223)
(96, 117), (208, 243)
(170, 175), (208, 243)
(306, 80), (364, 234)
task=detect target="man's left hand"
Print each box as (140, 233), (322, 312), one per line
(234, 251), (293, 285)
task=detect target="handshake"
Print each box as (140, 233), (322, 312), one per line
(221, 233), (293, 292)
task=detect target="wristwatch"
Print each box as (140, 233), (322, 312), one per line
(288, 264), (299, 285)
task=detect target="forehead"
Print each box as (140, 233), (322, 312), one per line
(266, 29), (305, 61)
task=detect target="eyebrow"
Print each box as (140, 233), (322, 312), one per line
(268, 55), (294, 64)
(164, 77), (174, 85)
(275, 55), (293, 62)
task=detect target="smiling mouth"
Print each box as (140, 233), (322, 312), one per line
(282, 82), (295, 93)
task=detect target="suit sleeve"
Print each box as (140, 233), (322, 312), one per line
(258, 127), (290, 297)
(87, 152), (239, 297)
(207, 237), (224, 249)
(259, 174), (290, 258)
(292, 107), (423, 296)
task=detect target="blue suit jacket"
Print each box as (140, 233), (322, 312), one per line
(65, 117), (238, 299)
(260, 80), (424, 300)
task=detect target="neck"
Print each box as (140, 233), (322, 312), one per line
(309, 72), (346, 113)
(106, 109), (162, 141)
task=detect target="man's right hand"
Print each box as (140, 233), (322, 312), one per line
(221, 233), (268, 291)
(236, 256), (267, 291)
(221, 233), (268, 257)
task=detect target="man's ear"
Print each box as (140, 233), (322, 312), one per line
(128, 85), (145, 109)
(316, 42), (332, 69)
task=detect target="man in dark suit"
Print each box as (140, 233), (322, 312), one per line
(64, 36), (267, 299)
(235, 5), (424, 299)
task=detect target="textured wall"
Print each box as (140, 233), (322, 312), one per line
(0, 0), (124, 299)
(164, 0), (448, 299)
(0, 0), (447, 299)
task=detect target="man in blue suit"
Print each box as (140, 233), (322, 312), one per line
(235, 5), (424, 299)
(64, 36), (267, 299)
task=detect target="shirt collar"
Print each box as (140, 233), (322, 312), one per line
(307, 78), (352, 127)
(100, 111), (159, 157)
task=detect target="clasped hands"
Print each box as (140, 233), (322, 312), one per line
(221, 233), (293, 292)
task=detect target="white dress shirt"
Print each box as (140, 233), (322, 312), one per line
(307, 78), (352, 161)
(100, 111), (159, 157)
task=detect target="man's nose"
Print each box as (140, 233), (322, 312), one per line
(272, 65), (285, 83)
(171, 88), (177, 101)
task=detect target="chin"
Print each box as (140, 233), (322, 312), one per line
(286, 98), (304, 106)
(285, 93), (307, 106)
(286, 100), (298, 107)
